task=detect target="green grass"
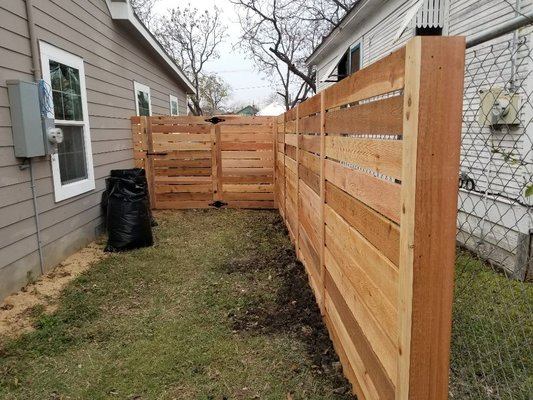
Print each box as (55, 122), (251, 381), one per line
(1, 210), (531, 399)
(450, 252), (533, 400)
(0, 210), (349, 400)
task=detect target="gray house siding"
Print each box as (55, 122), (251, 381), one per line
(0, 0), (189, 299)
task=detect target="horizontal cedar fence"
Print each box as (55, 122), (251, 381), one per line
(130, 36), (465, 400)
(131, 115), (275, 209)
(274, 36), (465, 399)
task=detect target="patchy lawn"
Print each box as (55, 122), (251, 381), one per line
(0, 210), (354, 400)
(450, 252), (533, 400)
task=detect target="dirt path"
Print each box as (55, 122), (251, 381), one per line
(0, 241), (105, 344)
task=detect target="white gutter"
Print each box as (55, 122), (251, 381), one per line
(104, 0), (196, 94)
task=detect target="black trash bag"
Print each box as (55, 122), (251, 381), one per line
(104, 168), (153, 252)
(107, 169), (158, 227)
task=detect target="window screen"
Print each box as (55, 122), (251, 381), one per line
(137, 90), (151, 116)
(57, 125), (88, 184)
(50, 61), (83, 121)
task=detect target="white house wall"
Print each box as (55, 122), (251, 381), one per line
(316, 0), (411, 92)
(311, 0), (533, 277)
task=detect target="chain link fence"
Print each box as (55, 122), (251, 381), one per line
(449, 24), (533, 400)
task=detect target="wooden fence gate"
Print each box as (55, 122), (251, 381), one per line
(131, 115), (275, 210)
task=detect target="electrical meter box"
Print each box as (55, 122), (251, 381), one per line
(479, 88), (521, 127)
(7, 80), (46, 158)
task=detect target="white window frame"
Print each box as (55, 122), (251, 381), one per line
(40, 41), (95, 202)
(169, 94), (179, 116)
(134, 81), (152, 116)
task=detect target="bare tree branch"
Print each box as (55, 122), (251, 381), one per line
(231, 0), (356, 109)
(155, 6), (228, 115)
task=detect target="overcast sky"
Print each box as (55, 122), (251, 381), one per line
(154, 0), (275, 109)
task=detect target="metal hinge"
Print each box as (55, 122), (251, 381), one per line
(209, 200), (228, 208)
(205, 116), (226, 124)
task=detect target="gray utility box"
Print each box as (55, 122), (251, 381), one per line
(7, 80), (46, 158)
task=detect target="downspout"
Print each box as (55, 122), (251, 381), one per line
(509, 0), (521, 91)
(26, 0), (41, 80)
(25, 0), (45, 275)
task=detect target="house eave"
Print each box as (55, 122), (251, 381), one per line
(104, 0), (196, 95)
(306, 0), (384, 66)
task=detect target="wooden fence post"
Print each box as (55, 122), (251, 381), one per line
(273, 117), (278, 209)
(145, 116), (156, 210)
(319, 91), (326, 314)
(398, 36), (465, 400)
(295, 106), (300, 257)
(211, 124), (221, 202)
(282, 115), (287, 220)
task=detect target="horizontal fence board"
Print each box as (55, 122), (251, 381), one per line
(325, 227), (398, 350)
(223, 200), (275, 209)
(285, 145), (297, 160)
(325, 160), (401, 224)
(325, 206), (399, 314)
(325, 249), (398, 392)
(285, 134), (298, 147)
(324, 47), (406, 110)
(221, 151), (274, 159)
(323, 312), (367, 400)
(223, 192), (274, 201)
(300, 135), (320, 154)
(222, 176), (273, 184)
(298, 95), (322, 118)
(220, 142), (273, 151)
(151, 125), (211, 134)
(154, 176), (212, 184)
(149, 151), (212, 160)
(222, 159), (273, 168)
(325, 136), (403, 180)
(221, 167), (274, 176)
(299, 150), (320, 174)
(156, 192), (213, 201)
(299, 180), (321, 245)
(154, 184), (212, 194)
(326, 182), (400, 266)
(285, 157), (298, 174)
(216, 116), (273, 125)
(155, 200), (212, 209)
(299, 114), (321, 134)
(299, 164), (320, 195)
(299, 222), (321, 281)
(221, 133), (273, 142)
(223, 184), (274, 193)
(152, 142), (211, 151)
(219, 125), (273, 134)
(154, 168), (212, 177)
(326, 96), (404, 136)
(150, 116), (208, 125)
(153, 159), (211, 168)
(152, 133), (211, 142)
(324, 268), (396, 400)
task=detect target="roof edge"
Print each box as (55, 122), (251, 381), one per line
(306, 0), (375, 65)
(104, 0), (196, 94)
